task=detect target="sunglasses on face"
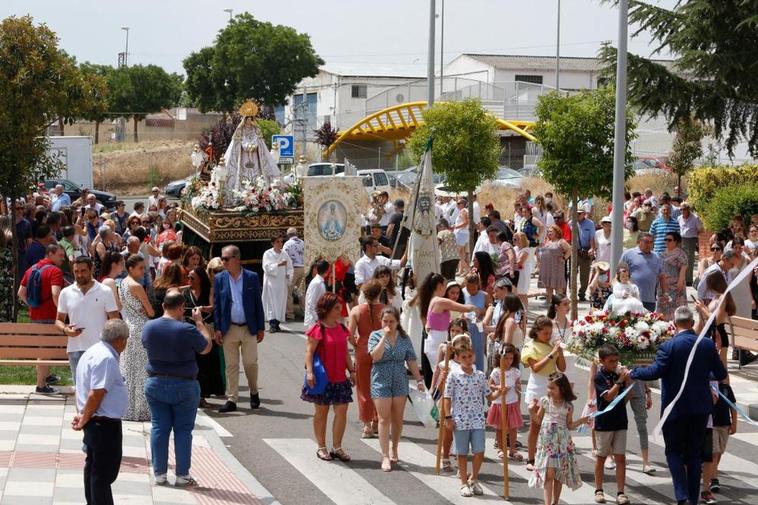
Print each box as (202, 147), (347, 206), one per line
(221, 256), (234, 262)
(711, 248), (722, 252)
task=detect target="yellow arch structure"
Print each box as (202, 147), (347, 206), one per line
(324, 101), (536, 157)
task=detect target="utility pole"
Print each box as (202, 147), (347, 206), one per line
(439, 0), (445, 96)
(121, 27), (129, 67)
(427, 0), (436, 106)
(555, 0), (561, 90)
(609, 0), (628, 276)
(224, 8), (233, 22)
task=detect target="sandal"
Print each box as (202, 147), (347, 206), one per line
(361, 428), (375, 439)
(389, 450), (398, 463)
(381, 457), (392, 472)
(316, 447), (333, 461)
(330, 447), (351, 462)
(441, 459), (454, 473)
(509, 451), (524, 462)
(526, 459), (535, 471)
(497, 450), (505, 460)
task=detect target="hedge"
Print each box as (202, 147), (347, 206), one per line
(688, 164), (758, 211)
(701, 183), (758, 232)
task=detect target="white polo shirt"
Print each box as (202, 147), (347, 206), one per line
(58, 281), (119, 353)
(354, 254), (401, 286)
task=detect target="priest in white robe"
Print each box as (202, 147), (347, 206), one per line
(262, 234), (293, 332)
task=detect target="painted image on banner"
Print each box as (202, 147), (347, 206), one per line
(318, 200), (347, 242)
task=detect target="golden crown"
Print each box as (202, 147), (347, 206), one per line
(239, 100), (259, 117)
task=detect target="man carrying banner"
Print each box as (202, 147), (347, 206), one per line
(630, 305), (727, 505)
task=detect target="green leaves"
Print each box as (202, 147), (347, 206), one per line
(407, 99), (499, 193)
(534, 87), (636, 200)
(183, 13), (323, 112)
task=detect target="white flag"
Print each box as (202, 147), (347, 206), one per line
(405, 143), (440, 284)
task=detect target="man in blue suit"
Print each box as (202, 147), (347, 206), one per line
(631, 305), (727, 505)
(214, 245), (265, 413)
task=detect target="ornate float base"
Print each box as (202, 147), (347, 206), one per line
(180, 206), (304, 275)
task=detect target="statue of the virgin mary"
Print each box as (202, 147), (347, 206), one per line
(221, 100), (281, 203)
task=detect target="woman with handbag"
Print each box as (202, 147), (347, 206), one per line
(302, 292), (356, 462)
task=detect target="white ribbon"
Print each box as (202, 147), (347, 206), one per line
(653, 256), (758, 441)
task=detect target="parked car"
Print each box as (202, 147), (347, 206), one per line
(520, 163), (541, 177)
(487, 167), (524, 189)
(632, 158), (667, 175)
(394, 166), (447, 190)
(638, 156), (671, 171)
(164, 176), (192, 198)
(357, 169), (392, 194)
(42, 179), (118, 209)
(307, 163), (345, 177)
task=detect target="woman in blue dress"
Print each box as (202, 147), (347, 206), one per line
(369, 306), (425, 472)
(463, 273), (489, 372)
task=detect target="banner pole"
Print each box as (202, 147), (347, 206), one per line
(500, 353), (509, 498)
(435, 345), (451, 474)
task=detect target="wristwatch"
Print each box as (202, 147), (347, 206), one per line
(444, 415), (452, 420)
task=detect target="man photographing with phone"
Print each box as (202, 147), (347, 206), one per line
(56, 256), (120, 383)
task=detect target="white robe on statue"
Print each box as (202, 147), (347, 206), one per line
(222, 118), (281, 204)
(262, 248), (293, 322)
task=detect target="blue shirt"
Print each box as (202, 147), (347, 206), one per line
(594, 368), (628, 431)
(649, 216), (681, 254)
(142, 317), (208, 378)
(576, 218), (596, 249)
(26, 240), (46, 268)
(51, 192), (71, 212)
(75, 341), (128, 419)
(619, 247), (663, 303)
(229, 271), (246, 324)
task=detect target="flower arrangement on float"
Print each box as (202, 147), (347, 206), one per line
(566, 310), (676, 366)
(188, 175), (302, 214)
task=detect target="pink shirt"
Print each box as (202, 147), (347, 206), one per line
(307, 323), (349, 383)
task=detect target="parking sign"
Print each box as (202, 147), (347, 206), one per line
(272, 135), (294, 157)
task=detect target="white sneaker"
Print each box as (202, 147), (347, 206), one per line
(174, 475), (197, 487)
(642, 463), (656, 475)
(154, 474), (167, 486)
(605, 459), (616, 470)
(460, 484), (473, 497)
(469, 480), (484, 496)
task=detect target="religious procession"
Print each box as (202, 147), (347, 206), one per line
(2, 2), (758, 505)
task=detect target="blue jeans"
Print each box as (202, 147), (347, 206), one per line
(144, 377), (200, 476)
(68, 351), (86, 385)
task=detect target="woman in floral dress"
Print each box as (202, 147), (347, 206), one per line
(655, 231), (688, 320)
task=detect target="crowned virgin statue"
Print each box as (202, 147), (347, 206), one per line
(221, 100), (281, 203)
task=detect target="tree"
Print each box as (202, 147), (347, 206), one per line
(408, 99), (500, 250)
(258, 118), (281, 149)
(78, 63), (113, 143)
(314, 122), (339, 152)
(668, 118), (706, 197)
(534, 87), (637, 319)
(0, 16), (89, 319)
(599, 0), (758, 157)
(108, 64), (183, 142)
(183, 13), (323, 113)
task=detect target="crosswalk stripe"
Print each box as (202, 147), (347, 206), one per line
(264, 438), (395, 505)
(362, 438), (512, 504)
(481, 435), (598, 504)
(730, 431), (758, 445)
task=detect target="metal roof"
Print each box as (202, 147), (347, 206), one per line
(461, 53), (676, 72)
(320, 63), (426, 79)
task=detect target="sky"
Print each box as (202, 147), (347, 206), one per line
(2, 0), (677, 75)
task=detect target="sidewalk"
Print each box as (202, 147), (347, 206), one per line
(0, 389), (278, 505)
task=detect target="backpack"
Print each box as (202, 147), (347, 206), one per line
(26, 263), (53, 308)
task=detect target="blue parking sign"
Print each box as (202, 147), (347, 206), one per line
(272, 135), (294, 157)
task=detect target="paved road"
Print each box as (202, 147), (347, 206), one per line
(202, 320), (758, 505)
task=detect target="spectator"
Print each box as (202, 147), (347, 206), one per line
(513, 232), (535, 311)
(55, 255), (120, 383)
(26, 223), (54, 268)
(157, 242), (183, 278)
(181, 245), (205, 274)
(696, 243), (722, 290)
(347, 280), (384, 439)
(631, 306), (727, 505)
(262, 233), (293, 333)
(488, 209), (512, 238)
(471, 251), (497, 296)
(656, 232), (688, 320)
(700, 378), (737, 503)
(92, 226), (120, 280)
(594, 216), (613, 263)
(58, 225), (77, 281)
(574, 208), (596, 301)
(214, 245), (265, 413)
(452, 198), (470, 276)
(152, 263), (184, 318)
(99, 251), (125, 311)
(143, 289), (213, 486)
(304, 260), (329, 330)
(18, 244), (65, 393)
(283, 227), (305, 319)
(649, 204), (681, 254)
(111, 201), (128, 236)
(84, 193), (104, 215)
(385, 199), (405, 248)
(437, 219), (459, 280)
(553, 211), (572, 244)
(50, 184), (71, 212)
(588, 261), (613, 310)
(130, 201), (145, 219)
(369, 223), (393, 256)
(623, 216), (639, 250)
(148, 186), (161, 209)
(678, 203), (703, 285)
(71, 319), (129, 505)
(538, 225), (571, 303)
(15, 203), (33, 272)
(631, 200), (655, 232)
(697, 249), (739, 304)
(727, 237), (754, 320)
(354, 237), (404, 291)
(302, 292), (355, 462)
(619, 233), (668, 312)
(472, 221), (498, 259)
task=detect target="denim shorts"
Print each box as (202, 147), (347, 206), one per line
(454, 428), (486, 455)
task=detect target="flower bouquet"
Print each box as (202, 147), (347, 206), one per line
(230, 177), (302, 215)
(189, 181), (223, 211)
(567, 310), (676, 366)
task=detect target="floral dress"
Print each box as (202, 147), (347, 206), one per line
(529, 397), (582, 491)
(656, 247), (687, 320)
(119, 280), (151, 422)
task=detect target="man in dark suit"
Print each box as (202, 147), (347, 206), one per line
(214, 245), (265, 413)
(630, 305), (727, 505)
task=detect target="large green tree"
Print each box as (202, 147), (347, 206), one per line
(183, 13), (323, 113)
(534, 87), (636, 318)
(668, 118), (707, 197)
(108, 64), (183, 142)
(78, 62), (113, 143)
(600, 0), (758, 157)
(408, 99), (500, 250)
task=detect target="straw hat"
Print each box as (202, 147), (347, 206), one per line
(593, 261), (610, 271)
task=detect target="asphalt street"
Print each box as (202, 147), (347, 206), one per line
(202, 320), (758, 505)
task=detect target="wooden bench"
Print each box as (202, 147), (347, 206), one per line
(732, 316), (758, 369)
(0, 323), (69, 366)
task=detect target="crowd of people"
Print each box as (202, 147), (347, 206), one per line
(6, 181), (758, 505)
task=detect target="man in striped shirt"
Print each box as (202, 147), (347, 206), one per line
(649, 204), (681, 254)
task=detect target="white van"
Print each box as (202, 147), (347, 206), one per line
(357, 169), (392, 194)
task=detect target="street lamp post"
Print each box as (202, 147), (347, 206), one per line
(555, 0), (561, 90)
(121, 26), (129, 67)
(224, 8), (233, 21)
(439, 0), (445, 96)
(427, 0), (436, 106)
(610, 0), (629, 275)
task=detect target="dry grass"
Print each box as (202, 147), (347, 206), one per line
(479, 177), (565, 214)
(93, 141), (195, 195)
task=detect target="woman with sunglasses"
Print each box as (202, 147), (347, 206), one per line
(696, 243), (723, 290)
(655, 232), (688, 320)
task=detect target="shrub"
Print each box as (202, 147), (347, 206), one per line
(688, 165), (758, 210)
(701, 183), (758, 232)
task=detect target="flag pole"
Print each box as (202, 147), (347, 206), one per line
(500, 352), (510, 498)
(435, 344), (451, 474)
